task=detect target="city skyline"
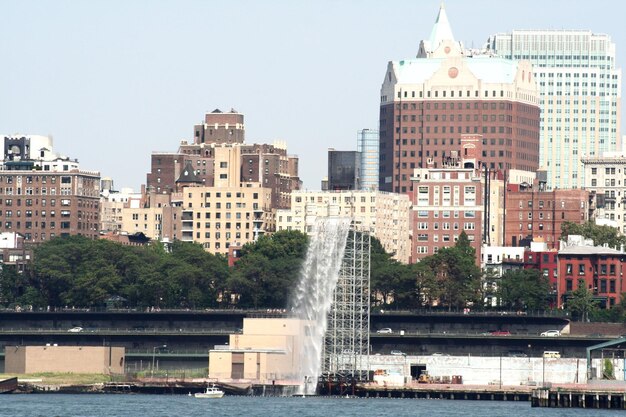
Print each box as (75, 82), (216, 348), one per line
(2, 0), (624, 191)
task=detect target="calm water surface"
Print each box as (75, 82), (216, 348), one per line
(0, 394), (617, 417)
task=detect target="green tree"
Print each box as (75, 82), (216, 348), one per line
(408, 261), (439, 308)
(561, 221), (626, 249)
(226, 230), (308, 308)
(567, 286), (599, 322)
(422, 231), (481, 310)
(370, 237), (400, 306)
(498, 269), (550, 311)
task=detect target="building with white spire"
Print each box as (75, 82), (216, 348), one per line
(379, 5), (540, 194)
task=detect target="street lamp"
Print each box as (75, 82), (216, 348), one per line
(152, 344), (167, 377)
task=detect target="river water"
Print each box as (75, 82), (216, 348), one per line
(0, 395), (617, 417)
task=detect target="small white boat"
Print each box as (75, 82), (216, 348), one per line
(194, 385), (225, 399)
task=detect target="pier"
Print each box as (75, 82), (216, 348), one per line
(532, 387), (626, 409)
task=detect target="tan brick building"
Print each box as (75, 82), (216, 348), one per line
(146, 110), (300, 210)
(176, 183), (273, 254)
(5, 346), (125, 374)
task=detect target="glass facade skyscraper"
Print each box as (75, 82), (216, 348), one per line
(357, 129), (379, 191)
(487, 30), (621, 190)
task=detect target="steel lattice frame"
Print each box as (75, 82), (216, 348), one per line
(322, 224), (371, 381)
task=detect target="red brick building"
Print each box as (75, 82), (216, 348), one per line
(504, 184), (590, 249)
(379, 5), (540, 194)
(557, 245), (626, 309)
(409, 141), (484, 263)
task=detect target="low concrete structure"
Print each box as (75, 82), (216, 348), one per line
(369, 354), (625, 386)
(5, 345), (125, 374)
(208, 318), (307, 383)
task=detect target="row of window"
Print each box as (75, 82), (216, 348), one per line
(1, 221), (71, 230)
(564, 278), (617, 294)
(564, 263), (617, 276)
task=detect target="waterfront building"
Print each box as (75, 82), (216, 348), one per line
(581, 151), (626, 232)
(487, 30), (622, 190)
(357, 129), (379, 191)
(379, 5), (540, 194)
(276, 189), (411, 263)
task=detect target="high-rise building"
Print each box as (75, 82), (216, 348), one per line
(357, 129), (379, 191)
(379, 5), (540, 194)
(487, 30), (622, 190)
(327, 149), (361, 191)
(147, 110), (300, 210)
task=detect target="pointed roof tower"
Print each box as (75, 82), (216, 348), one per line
(417, 4), (461, 58)
(176, 160), (202, 188)
(429, 4), (454, 46)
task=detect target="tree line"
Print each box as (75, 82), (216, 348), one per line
(0, 227), (620, 321)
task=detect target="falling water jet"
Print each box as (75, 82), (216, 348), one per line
(289, 217), (351, 395)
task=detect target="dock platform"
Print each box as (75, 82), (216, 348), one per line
(532, 387), (626, 409)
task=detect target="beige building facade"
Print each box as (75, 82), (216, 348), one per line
(208, 318), (307, 383)
(276, 190), (411, 263)
(176, 183), (273, 255)
(5, 346), (125, 374)
(581, 151), (626, 232)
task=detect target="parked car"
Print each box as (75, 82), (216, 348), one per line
(376, 328), (393, 334)
(540, 330), (561, 337)
(390, 350), (405, 356)
(489, 330), (511, 336)
(508, 351), (528, 357)
(543, 351), (561, 358)
(67, 327), (83, 333)
(431, 352), (450, 356)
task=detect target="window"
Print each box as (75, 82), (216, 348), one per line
(566, 264), (573, 275)
(578, 264), (585, 275)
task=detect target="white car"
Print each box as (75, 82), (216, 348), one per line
(540, 330), (561, 337)
(390, 350), (405, 356)
(67, 327), (83, 333)
(376, 328), (393, 334)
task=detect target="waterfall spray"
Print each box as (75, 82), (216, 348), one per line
(289, 217), (351, 395)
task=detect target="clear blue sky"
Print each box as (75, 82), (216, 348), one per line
(1, 0), (623, 190)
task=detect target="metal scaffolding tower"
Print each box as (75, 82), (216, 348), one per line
(322, 224), (371, 381)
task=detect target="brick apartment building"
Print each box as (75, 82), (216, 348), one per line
(557, 242), (626, 309)
(504, 182), (590, 249)
(379, 5), (540, 194)
(0, 170), (100, 243)
(409, 137), (484, 262)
